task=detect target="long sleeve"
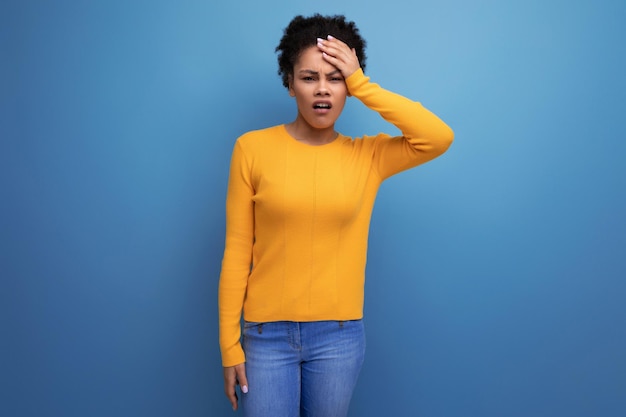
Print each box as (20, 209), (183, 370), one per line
(345, 69), (454, 179)
(218, 140), (254, 367)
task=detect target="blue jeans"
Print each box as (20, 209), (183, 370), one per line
(241, 320), (366, 417)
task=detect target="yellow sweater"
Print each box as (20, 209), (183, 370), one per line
(219, 69), (453, 366)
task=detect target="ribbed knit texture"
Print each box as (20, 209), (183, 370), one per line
(219, 69), (454, 366)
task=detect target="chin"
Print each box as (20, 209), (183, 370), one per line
(307, 117), (339, 130)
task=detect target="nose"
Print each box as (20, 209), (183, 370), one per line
(315, 79), (330, 96)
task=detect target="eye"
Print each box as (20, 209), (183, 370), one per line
(302, 76), (315, 81)
(330, 77), (344, 82)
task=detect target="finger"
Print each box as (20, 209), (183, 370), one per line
(326, 34), (349, 49)
(320, 38), (356, 64)
(236, 363), (249, 395)
(227, 387), (239, 411)
(322, 47), (350, 62)
(319, 50), (360, 79)
(317, 36), (349, 56)
(223, 367), (239, 411)
(327, 35), (355, 57)
(317, 43), (347, 65)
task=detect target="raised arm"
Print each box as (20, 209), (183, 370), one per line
(318, 35), (454, 179)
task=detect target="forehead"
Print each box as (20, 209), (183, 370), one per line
(294, 46), (337, 72)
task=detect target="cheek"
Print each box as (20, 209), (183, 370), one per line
(334, 84), (348, 97)
(333, 88), (348, 106)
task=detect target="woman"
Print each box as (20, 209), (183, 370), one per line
(219, 14), (453, 417)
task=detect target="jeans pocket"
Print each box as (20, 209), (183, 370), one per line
(243, 321), (263, 335)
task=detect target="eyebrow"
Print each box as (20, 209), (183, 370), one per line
(298, 69), (343, 76)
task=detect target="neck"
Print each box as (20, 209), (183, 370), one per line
(286, 114), (337, 146)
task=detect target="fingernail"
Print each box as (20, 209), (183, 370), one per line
(242, 385), (248, 394)
(327, 35), (335, 40)
(317, 37), (324, 43)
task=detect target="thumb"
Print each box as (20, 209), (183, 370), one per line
(235, 363), (249, 394)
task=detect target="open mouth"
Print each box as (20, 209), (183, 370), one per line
(313, 101), (332, 110)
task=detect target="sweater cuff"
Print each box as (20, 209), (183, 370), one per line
(345, 68), (368, 95)
(222, 343), (246, 367)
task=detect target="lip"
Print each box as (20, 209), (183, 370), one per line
(312, 100), (332, 114)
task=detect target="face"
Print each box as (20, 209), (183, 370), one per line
(288, 46), (348, 130)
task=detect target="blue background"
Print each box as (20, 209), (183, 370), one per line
(2, 0), (625, 416)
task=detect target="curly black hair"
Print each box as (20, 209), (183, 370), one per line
(275, 14), (367, 89)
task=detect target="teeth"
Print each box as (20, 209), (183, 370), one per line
(315, 103), (330, 109)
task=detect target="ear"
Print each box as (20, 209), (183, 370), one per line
(288, 74), (295, 97)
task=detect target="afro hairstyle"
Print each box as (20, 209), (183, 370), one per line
(275, 14), (367, 89)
